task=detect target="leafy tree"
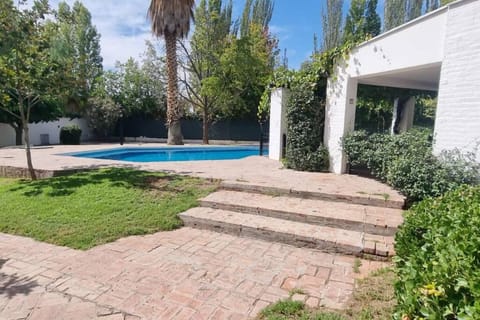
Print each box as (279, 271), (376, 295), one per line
(407, 0), (423, 21)
(363, 0), (381, 37)
(49, 1), (102, 112)
(239, 0), (274, 37)
(86, 96), (121, 138)
(179, 0), (232, 144)
(321, 0), (344, 51)
(215, 23), (275, 119)
(90, 42), (166, 136)
(251, 0), (274, 30)
(148, 0), (195, 145)
(0, 0), (65, 180)
(343, 0), (367, 43)
(384, 0), (406, 31)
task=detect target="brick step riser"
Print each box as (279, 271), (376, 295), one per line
(181, 215), (363, 257)
(220, 183), (404, 210)
(200, 200), (397, 237)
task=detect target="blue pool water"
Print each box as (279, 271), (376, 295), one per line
(64, 146), (267, 162)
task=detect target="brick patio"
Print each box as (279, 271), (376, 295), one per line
(0, 144), (399, 319)
(0, 228), (388, 320)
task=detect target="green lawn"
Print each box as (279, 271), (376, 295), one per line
(0, 168), (217, 249)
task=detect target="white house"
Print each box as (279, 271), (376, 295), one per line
(270, 0), (480, 173)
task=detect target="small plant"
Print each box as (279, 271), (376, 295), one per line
(59, 125), (82, 145)
(289, 288), (306, 297)
(353, 258), (362, 274)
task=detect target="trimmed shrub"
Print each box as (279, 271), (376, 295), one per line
(394, 186), (480, 319)
(342, 129), (479, 202)
(59, 125), (82, 145)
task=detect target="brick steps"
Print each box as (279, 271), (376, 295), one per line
(200, 190), (403, 236)
(220, 181), (404, 209)
(180, 207), (395, 258)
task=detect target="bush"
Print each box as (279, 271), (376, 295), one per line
(59, 125), (82, 145)
(284, 64), (329, 172)
(394, 186), (480, 319)
(86, 96), (122, 137)
(342, 129), (479, 202)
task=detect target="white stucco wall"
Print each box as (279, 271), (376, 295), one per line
(434, 0), (480, 161)
(324, 0), (480, 173)
(0, 118), (93, 147)
(345, 8), (447, 82)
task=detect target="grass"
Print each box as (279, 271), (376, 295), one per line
(353, 258), (362, 274)
(258, 268), (396, 320)
(0, 168), (217, 249)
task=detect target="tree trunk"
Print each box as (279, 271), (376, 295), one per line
(15, 123), (23, 146)
(165, 32), (183, 145)
(23, 122), (37, 180)
(202, 109), (209, 145)
(9, 122), (23, 145)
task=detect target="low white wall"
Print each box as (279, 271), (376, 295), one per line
(0, 118), (93, 147)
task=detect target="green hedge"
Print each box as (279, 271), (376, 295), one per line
(284, 65), (329, 172)
(59, 125), (82, 145)
(394, 186), (480, 319)
(342, 129), (479, 202)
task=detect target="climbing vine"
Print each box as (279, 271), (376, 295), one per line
(258, 38), (365, 172)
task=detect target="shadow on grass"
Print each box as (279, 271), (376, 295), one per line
(8, 167), (185, 197)
(0, 259), (39, 299)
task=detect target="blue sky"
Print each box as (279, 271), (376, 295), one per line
(41, 0), (385, 70)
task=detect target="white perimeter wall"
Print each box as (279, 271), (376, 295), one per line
(0, 118), (93, 147)
(434, 0), (480, 161)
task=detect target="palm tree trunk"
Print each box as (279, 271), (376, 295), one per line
(165, 32), (183, 145)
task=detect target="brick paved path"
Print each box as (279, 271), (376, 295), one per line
(0, 228), (387, 320)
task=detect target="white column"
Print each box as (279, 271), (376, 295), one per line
(398, 97), (415, 133)
(391, 97), (416, 134)
(269, 88), (289, 161)
(324, 75), (358, 174)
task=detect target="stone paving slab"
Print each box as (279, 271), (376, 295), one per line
(201, 190), (403, 235)
(0, 229), (388, 320)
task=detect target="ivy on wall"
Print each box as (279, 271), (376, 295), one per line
(258, 38), (363, 172)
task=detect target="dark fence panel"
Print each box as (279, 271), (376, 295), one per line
(122, 117), (266, 141)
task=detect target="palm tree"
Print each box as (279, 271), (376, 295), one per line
(148, 0), (194, 145)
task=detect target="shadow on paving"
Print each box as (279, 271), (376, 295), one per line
(7, 167), (186, 197)
(0, 259), (39, 299)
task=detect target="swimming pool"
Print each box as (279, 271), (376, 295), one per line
(64, 146), (267, 162)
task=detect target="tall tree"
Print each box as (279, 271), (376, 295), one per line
(384, 0), (406, 31)
(425, 0), (440, 11)
(251, 0), (274, 30)
(321, 0), (344, 51)
(240, 0), (253, 38)
(148, 0), (195, 145)
(239, 0), (274, 37)
(51, 1), (103, 112)
(407, 0), (423, 21)
(363, 0), (381, 37)
(179, 0), (232, 144)
(343, 0), (367, 43)
(0, 0), (64, 179)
